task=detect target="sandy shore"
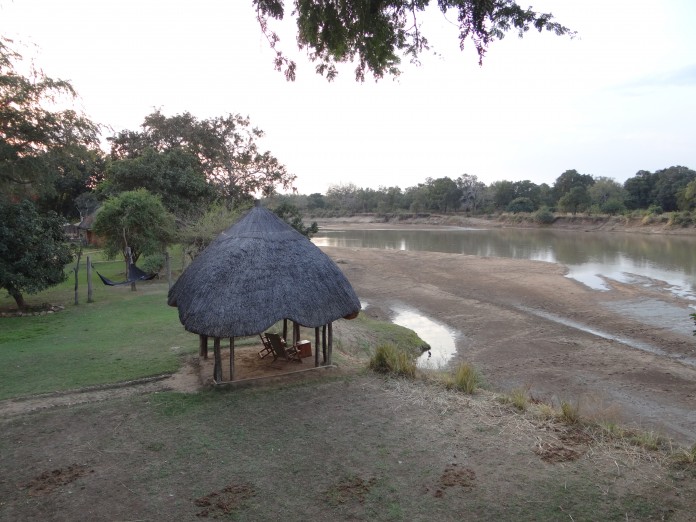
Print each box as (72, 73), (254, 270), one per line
(320, 242), (696, 445)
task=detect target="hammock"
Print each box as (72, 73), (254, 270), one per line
(96, 263), (157, 286)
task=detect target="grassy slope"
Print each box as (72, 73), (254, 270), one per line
(0, 250), (196, 399)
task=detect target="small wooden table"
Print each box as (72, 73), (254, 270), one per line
(296, 340), (312, 358)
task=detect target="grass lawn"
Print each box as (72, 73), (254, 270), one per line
(0, 249), (197, 399)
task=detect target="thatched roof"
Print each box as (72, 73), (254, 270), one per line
(168, 203), (360, 338)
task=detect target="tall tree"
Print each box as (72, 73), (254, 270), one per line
(588, 176), (626, 214)
(0, 38), (100, 200)
(255, 0), (573, 81)
(557, 185), (590, 215)
(426, 176), (461, 212)
(108, 110), (295, 207)
(491, 180), (517, 210)
(623, 170), (656, 210)
(0, 200), (74, 309)
(552, 169), (594, 203)
(456, 174), (486, 213)
(651, 166), (696, 212)
(99, 148), (215, 220)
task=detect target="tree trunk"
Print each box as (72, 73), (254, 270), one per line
(8, 287), (25, 310)
(87, 255), (94, 303)
(165, 250), (172, 289)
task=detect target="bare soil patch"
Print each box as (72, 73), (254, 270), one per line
(2, 373), (694, 521)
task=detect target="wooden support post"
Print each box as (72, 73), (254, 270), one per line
(315, 327), (320, 367)
(328, 322), (333, 365)
(229, 337), (235, 381)
(86, 255), (93, 303)
(199, 335), (209, 359)
(283, 319), (288, 341)
(213, 337), (222, 382)
(322, 325), (327, 365)
(73, 248), (81, 306)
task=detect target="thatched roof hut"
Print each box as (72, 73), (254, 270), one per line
(168, 202), (360, 381)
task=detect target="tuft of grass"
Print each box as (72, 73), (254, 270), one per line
(672, 444), (696, 466)
(559, 400), (581, 425)
(368, 343), (416, 378)
(443, 362), (481, 394)
(628, 430), (666, 451)
(598, 421), (626, 439)
(498, 388), (529, 411)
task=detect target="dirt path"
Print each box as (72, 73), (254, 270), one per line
(322, 246), (696, 445)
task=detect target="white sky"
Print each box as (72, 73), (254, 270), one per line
(1, 0), (695, 194)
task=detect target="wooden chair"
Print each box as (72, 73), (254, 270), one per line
(265, 333), (302, 363)
(258, 334), (274, 359)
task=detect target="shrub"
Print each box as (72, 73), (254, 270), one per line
(559, 400), (580, 424)
(668, 211), (693, 227)
(444, 362), (481, 394)
(498, 389), (528, 411)
(140, 253), (166, 275)
(533, 207), (555, 224)
(506, 197), (535, 213)
(368, 343), (416, 378)
(600, 198), (625, 215)
(647, 204), (663, 215)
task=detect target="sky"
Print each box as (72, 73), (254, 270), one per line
(1, 0), (695, 195)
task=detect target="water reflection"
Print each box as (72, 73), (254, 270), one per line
(391, 306), (457, 369)
(315, 228), (696, 299)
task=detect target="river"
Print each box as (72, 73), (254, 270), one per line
(314, 227), (696, 301)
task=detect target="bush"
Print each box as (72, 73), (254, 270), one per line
(140, 253), (166, 275)
(368, 343), (416, 378)
(498, 389), (528, 411)
(600, 198), (625, 215)
(506, 197), (535, 213)
(443, 362), (481, 394)
(668, 211), (693, 227)
(532, 207), (555, 224)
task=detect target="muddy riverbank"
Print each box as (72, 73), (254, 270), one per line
(321, 244), (696, 445)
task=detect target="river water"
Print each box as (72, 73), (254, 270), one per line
(314, 227), (696, 299)
(314, 227), (696, 366)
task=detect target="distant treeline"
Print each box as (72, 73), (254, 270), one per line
(274, 166), (696, 218)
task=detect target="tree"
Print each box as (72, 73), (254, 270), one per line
(108, 110), (295, 207)
(272, 202), (318, 236)
(0, 38), (100, 200)
(179, 202), (250, 261)
(307, 192), (327, 210)
(552, 169), (594, 202)
(491, 180), (517, 210)
(99, 148), (215, 220)
(255, 0), (573, 81)
(0, 200), (75, 309)
(588, 177), (626, 214)
(456, 174), (486, 213)
(36, 148), (105, 220)
(506, 197), (534, 213)
(427, 177), (461, 212)
(623, 170), (656, 210)
(651, 166), (696, 212)
(557, 185), (590, 215)
(92, 189), (176, 265)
